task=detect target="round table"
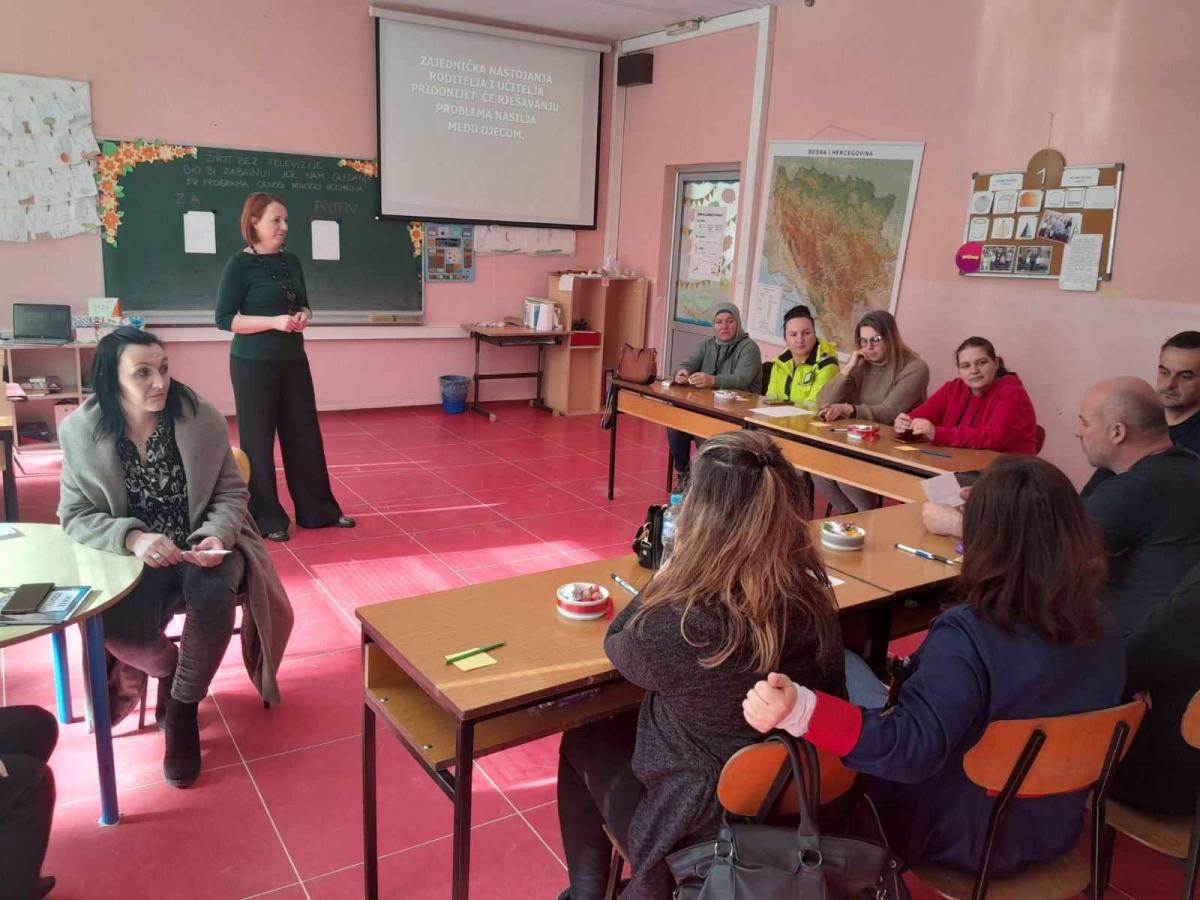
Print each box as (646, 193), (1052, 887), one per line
(1, 523), (142, 825)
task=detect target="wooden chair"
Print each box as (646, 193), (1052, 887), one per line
(911, 698), (1147, 900)
(1035, 425), (1047, 454)
(1101, 689), (1200, 900)
(601, 738), (856, 899)
(136, 446), (260, 728)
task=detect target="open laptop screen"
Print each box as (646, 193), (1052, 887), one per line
(13, 304), (72, 342)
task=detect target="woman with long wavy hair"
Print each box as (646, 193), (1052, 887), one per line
(554, 430), (847, 900)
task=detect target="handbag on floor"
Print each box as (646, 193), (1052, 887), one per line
(665, 733), (905, 899)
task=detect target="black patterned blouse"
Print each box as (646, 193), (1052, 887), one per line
(117, 416), (190, 549)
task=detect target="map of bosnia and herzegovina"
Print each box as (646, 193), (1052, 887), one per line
(761, 160), (908, 348)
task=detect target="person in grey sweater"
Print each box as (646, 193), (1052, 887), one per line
(667, 302), (763, 480)
(555, 431), (846, 900)
(814, 309), (929, 513)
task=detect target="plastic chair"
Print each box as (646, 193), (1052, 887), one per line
(911, 698), (1147, 900)
(760, 360), (773, 397)
(1101, 689), (1200, 899)
(601, 738), (856, 899)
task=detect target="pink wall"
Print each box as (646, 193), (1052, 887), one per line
(0, 0), (610, 412)
(613, 1), (1200, 484)
(615, 26), (760, 349)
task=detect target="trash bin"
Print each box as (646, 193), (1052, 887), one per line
(439, 375), (470, 414)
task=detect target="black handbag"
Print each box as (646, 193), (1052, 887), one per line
(632, 504), (665, 569)
(666, 734), (905, 899)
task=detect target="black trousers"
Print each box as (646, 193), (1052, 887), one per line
(230, 353), (342, 534)
(102, 551), (244, 705)
(666, 429), (702, 476)
(557, 711), (644, 900)
(0, 706), (57, 900)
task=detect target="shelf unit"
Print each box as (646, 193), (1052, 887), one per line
(542, 274), (647, 415)
(1, 343), (95, 452)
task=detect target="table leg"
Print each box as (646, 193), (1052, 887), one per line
(1, 433), (17, 522)
(607, 401), (618, 501)
(83, 615), (120, 825)
(50, 629), (73, 724)
(864, 604), (894, 678)
(451, 722), (476, 900)
(363, 702), (378, 900)
(470, 335), (494, 421)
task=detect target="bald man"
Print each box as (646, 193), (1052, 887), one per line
(1077, 377), (1200, 636)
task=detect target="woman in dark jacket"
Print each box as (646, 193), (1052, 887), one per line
(745, 456), (1125, 876)
(556, 430), (846, 900)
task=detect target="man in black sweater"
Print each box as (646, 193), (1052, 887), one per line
(1077, 378), (1200, 637)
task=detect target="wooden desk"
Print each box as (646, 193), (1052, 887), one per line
(608, 380), (927, 503)
(754, 412), (1000, 477)
(0, 523), (144, 825)
(358, 553), (891, 899)
(460, 323), (566, 422)
(811, 502), (962, 596)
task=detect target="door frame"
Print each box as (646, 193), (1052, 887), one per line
(662, 164), (741, 370)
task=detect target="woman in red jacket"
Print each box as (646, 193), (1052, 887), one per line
(894, 336), (1038, 453)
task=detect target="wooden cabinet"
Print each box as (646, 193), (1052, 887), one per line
(542, 274), (647, 415)
(1, 343), (94, 452)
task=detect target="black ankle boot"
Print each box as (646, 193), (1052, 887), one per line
(154, 673), (174, 731)
(163, 697), (201, 788)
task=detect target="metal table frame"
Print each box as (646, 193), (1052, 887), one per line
(467, 329), (563, 422)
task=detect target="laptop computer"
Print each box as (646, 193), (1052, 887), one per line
(12, 303), (73, 345)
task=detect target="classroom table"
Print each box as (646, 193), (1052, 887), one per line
(608, 380), (928, 503)
(0, 523), (144, 826)
(357, 553), (891, 900)
(753, 410), (1001, 476)
(460, 323), (566, 421)
(811, 502), (963, 596)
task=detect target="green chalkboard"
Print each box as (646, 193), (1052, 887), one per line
(98, 141), (422, 320)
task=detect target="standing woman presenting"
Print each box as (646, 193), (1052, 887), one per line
(215, 192), (354, 541)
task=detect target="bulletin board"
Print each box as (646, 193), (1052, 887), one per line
(961, 151), (1122, 281)
(98, 141), (422, 322)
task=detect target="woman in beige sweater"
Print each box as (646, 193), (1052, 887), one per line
(813, 310), (929, 513)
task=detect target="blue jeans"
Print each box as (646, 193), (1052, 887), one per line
(844, 651), (889, 709)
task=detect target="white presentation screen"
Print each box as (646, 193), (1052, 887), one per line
(376, 16), (602, 228)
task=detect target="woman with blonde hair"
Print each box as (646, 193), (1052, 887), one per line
(554, 430), (846, 900)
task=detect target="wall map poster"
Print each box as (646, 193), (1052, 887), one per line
(747, 141), (923, 351)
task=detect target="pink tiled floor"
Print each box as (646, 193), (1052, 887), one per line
(1, 402), (1169, 898)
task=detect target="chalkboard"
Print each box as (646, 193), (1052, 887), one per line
(98, 140), (422, 321)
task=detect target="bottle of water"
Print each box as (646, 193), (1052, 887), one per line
(661, 492), (683, 563)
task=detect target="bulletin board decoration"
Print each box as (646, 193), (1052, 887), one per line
(422, 222), (475, 282)
(96, 139), (198, 246)
(961, 149), (1123, 281)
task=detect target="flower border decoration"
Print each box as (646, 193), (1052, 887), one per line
(96, 139), (198, 246)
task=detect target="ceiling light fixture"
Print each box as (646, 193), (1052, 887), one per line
(665, 18), (704, 35)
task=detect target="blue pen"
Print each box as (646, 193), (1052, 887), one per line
(895, 543), (959, 565)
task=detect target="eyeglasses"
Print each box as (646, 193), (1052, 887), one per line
(857, 336), (884, 347)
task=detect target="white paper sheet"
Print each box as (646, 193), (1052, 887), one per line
(183, 210), (216, 254)
(685, 207), (727, 282)
(967, 217), (989, 241)
(1059, 233), (1103, 291)
(1062, 167), (1100, 187)
(557, 273), (575, 292)
(1083, 186), (1117, 209)
(921, 472), (966, 507)
(750, 405), (816, 418)
(311, 219), (340, 261)
(988, 173), (1024, 191)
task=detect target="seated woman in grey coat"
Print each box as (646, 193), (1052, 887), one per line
(58, 327), (292, 789)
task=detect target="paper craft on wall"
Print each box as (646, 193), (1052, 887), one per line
(473, 225), (576, 256)
(959, 149), (1123, 283)
(0, 72), (101, 242)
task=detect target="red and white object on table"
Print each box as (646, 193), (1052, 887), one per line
(555, 582), (612, 620)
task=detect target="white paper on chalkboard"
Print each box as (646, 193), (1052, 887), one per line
(183, 211), (216, 254)
(311, 219), (340, 261)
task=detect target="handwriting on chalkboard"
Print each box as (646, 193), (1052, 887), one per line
(177, 154), (369, 195)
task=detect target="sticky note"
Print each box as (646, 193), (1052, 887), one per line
(450, 652), (497, 672)
(894, 445), (920, 452)
(809, 421), (833, 429)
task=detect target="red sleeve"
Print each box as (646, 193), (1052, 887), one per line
(909, 379), (952, 425)
(804, 691), (864, 757)
(932, 380), (1038, 452)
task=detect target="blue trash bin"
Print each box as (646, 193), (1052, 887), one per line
(439, 375), (470, 414)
